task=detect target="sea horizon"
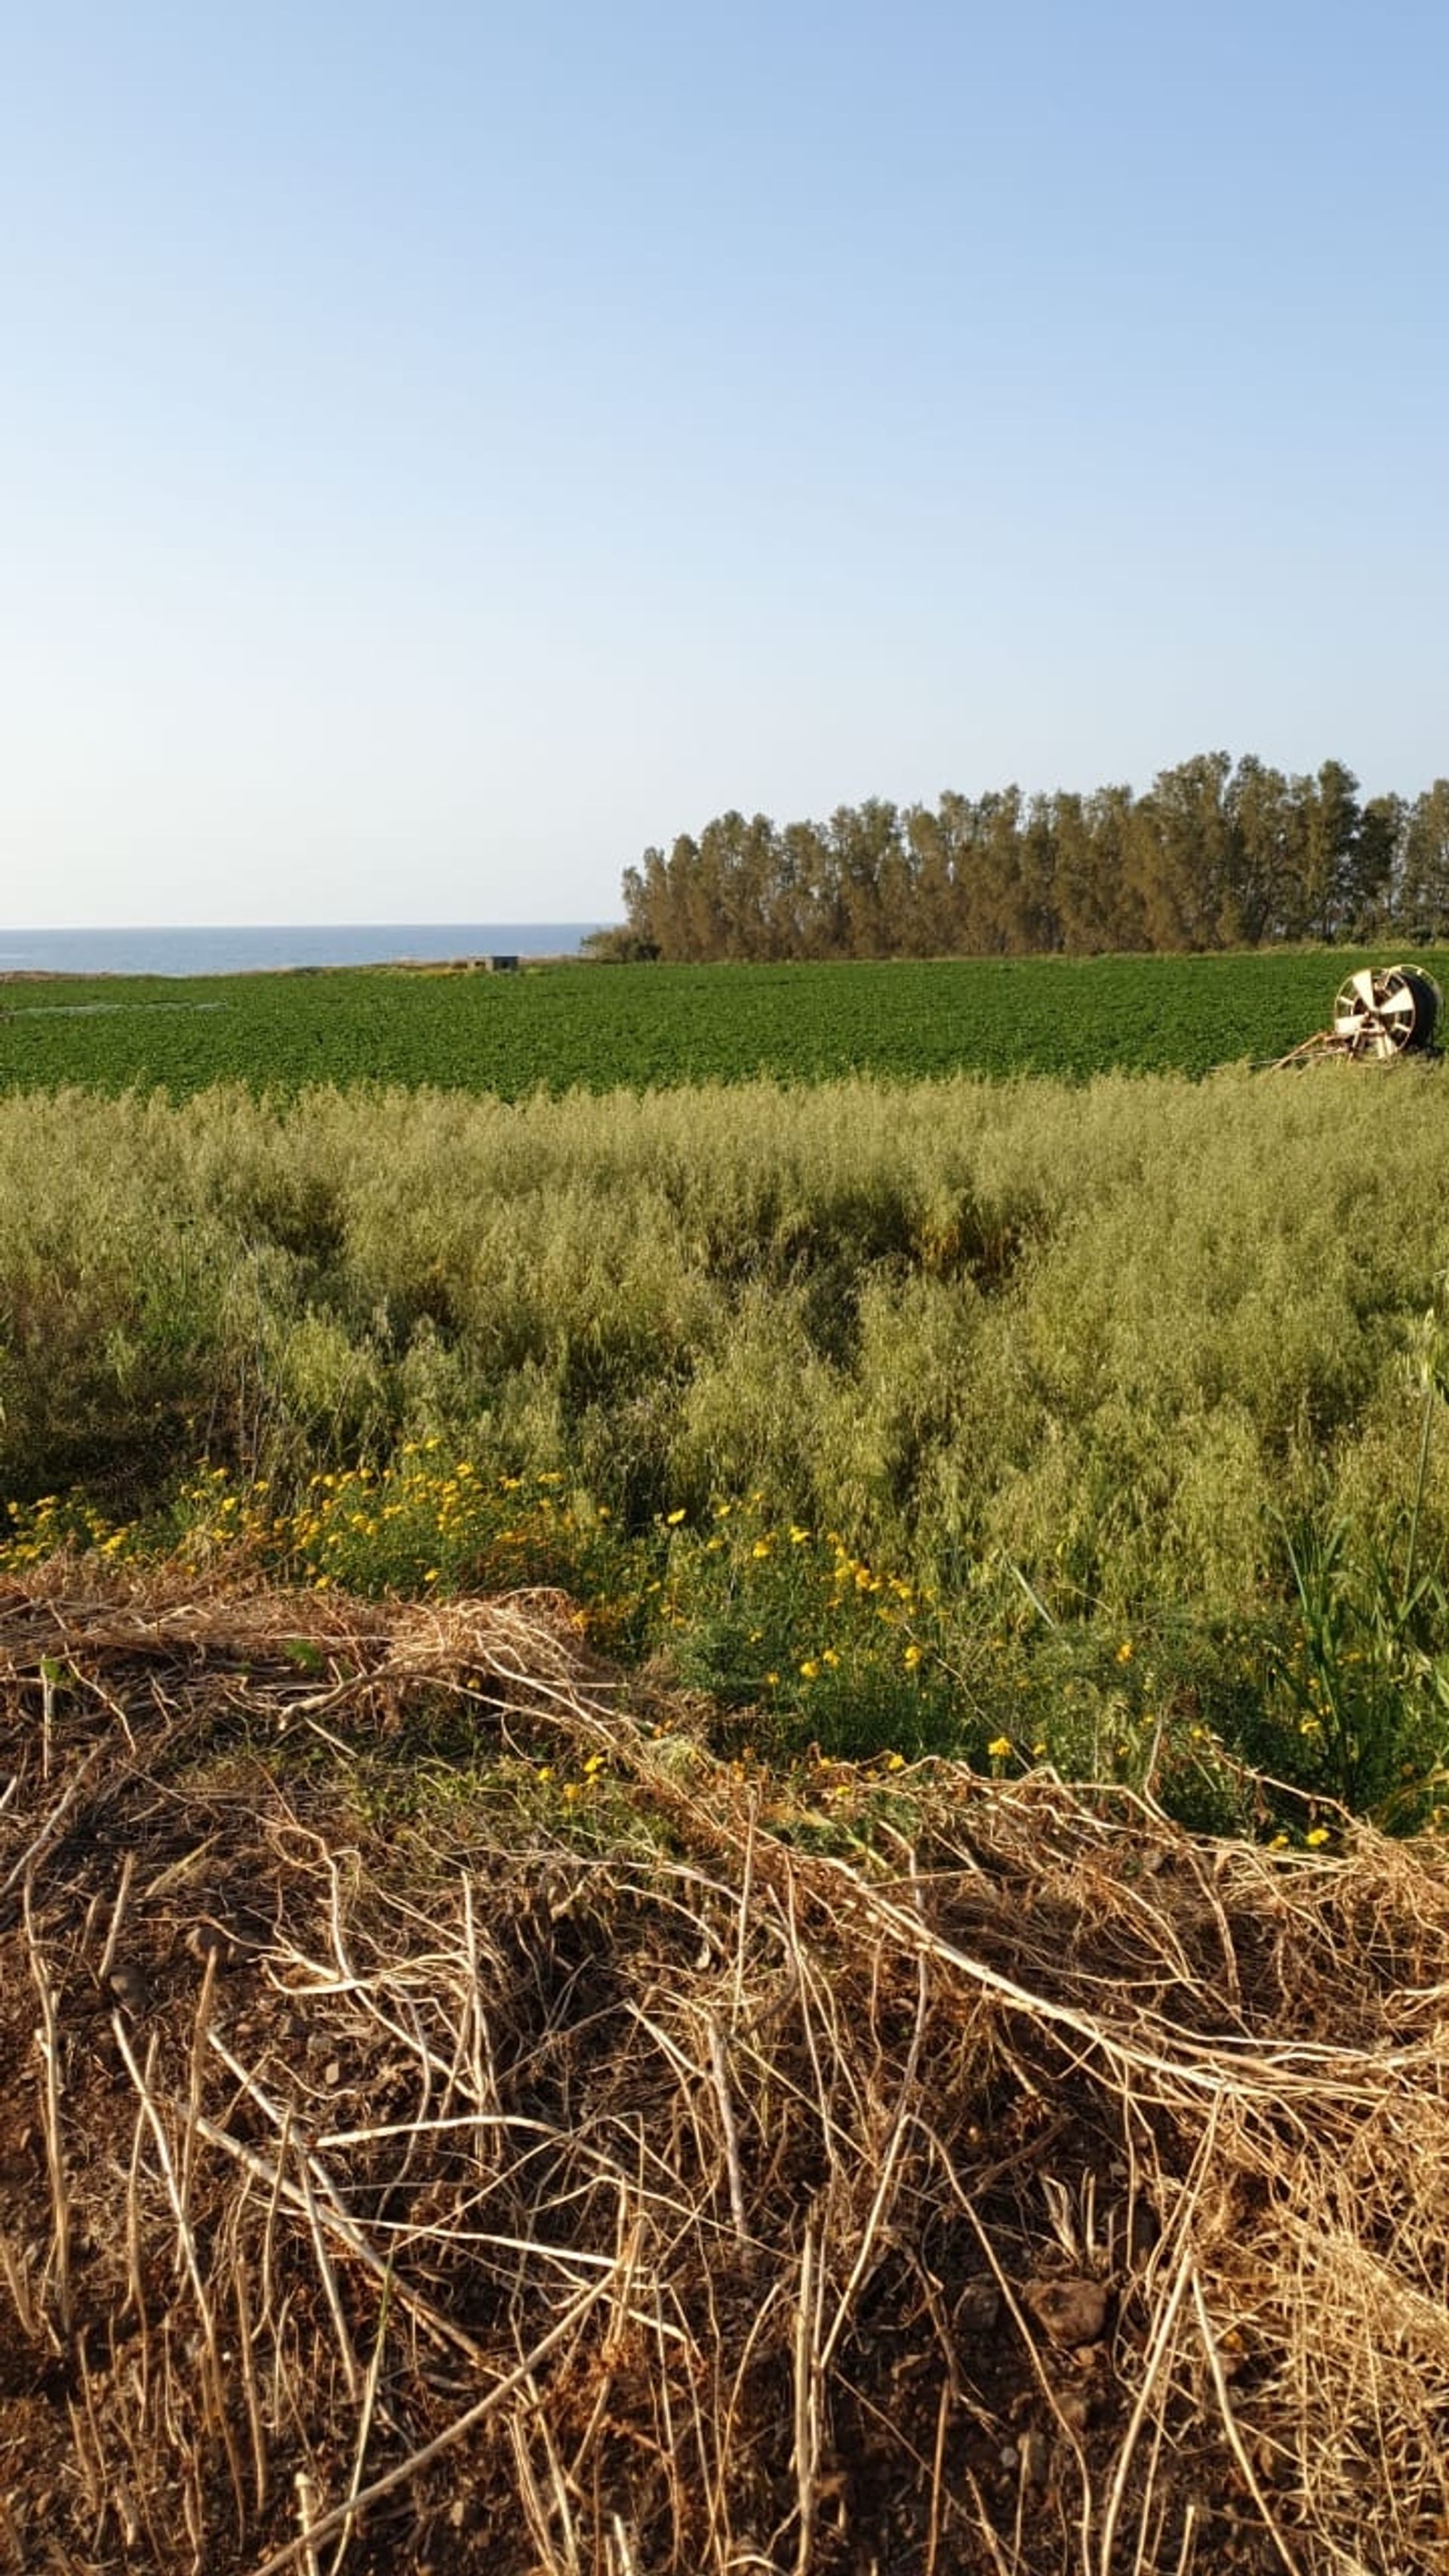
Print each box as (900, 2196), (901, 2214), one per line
(0, 922), (608, 978)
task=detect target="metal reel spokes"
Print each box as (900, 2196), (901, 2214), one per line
(1331, 965), (1441, 1058)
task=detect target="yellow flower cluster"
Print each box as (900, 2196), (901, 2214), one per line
(0, 1486), (161, 1566)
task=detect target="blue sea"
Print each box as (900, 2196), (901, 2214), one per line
(0, 924), (605, 977)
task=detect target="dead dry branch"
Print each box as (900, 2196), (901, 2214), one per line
(1, 1560), (1448, 2571)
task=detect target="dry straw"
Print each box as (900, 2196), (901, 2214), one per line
(2, 1558), (1448, 2573)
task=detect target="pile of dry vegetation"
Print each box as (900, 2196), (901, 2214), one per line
(2, 1562), (1447, 2575)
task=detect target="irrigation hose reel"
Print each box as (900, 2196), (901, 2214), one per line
(1273, 964), (1442, 1066)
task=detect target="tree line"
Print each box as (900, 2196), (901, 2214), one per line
(613, 755), (1449, 960)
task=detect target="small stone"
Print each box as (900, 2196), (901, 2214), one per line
(1023, 2277), (1111, 2349)
(957, 2278), (1001, 2332)
(1057, 2388), (1095, 2435)
(107, 1962), (150, 2015)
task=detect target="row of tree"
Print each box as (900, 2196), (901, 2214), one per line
(614, 756), (1449, 960)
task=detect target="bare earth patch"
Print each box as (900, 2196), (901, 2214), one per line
(2, 1562), (1447, 2573)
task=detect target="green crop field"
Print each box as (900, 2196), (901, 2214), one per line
(5, 946), (1444, 1096)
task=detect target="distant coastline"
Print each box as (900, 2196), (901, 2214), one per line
(0, 924), (607, 979)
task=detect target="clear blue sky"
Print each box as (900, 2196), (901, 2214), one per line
(2, 0), (1445, 925)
